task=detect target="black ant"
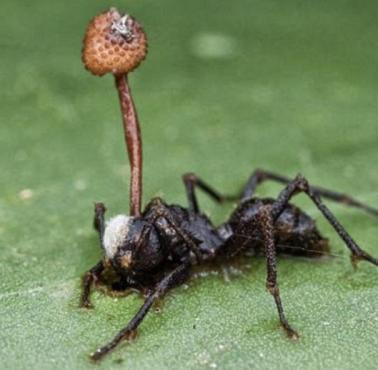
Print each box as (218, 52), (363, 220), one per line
(83, 170), (378, 361)
(80, 9), (378, 361)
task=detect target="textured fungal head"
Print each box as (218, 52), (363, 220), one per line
(82, 8), (148, 76)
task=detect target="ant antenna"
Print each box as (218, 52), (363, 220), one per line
(82, 8), (148, 216)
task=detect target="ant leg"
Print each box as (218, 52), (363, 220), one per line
(271, 174), (378, 267)
(241, 169), (378, 218)
(80, 203), (107, 308)
(241, 169), (267, 200)
(80, 260), (105, 308)
(93, 202), (106, 249)
(182, 173), (238, 213)
(257, 206), (298, 339)
(149, 198), (203, 262)
(90, 261), (191, 361)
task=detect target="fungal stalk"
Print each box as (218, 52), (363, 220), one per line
(82, 8), (148, 216)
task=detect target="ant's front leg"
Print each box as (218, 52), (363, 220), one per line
(90, 261), (191, 361)
(80, 202), (107, 308)
(80, 260), (105, 308)
(182, 173), (238, 213)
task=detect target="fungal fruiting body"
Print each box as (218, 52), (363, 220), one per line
(82, 8), (147, 76)
(82, 7), (147, 217)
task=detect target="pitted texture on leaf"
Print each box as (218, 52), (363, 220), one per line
(82, 8), (148, 76)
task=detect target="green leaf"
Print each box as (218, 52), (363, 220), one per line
(1, 1), (378, 369)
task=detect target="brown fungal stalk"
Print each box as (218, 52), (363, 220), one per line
(82, 8), (148, 216)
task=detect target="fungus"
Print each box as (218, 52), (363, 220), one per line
(82, 8), (147, 216)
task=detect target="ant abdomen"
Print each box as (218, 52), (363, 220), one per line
(225, 197), (329, 258)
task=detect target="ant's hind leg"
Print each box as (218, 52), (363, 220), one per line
(257, 206), (298, 339)
(182, 173), (237, 213)
(271, 174), (378, 267)
(90, 261), (191, 361)
(242, 169), (378, 218)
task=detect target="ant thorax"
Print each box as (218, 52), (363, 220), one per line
(103, 215), (134, 259)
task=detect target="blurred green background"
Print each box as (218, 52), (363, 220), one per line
(1, 0), (378, 369)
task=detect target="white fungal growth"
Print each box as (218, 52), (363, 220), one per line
(111, 14), (133, 40)
(103, 215), (133, 259)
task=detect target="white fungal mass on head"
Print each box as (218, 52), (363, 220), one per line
(103, 215), (133, 259)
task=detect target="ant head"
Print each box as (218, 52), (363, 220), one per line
(102, 215), (164, 275)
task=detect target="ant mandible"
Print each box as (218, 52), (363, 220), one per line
(80, 8), (378, 361)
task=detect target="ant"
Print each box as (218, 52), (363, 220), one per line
(80, 8), (378, 361)
(83, 170), (378, 361)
